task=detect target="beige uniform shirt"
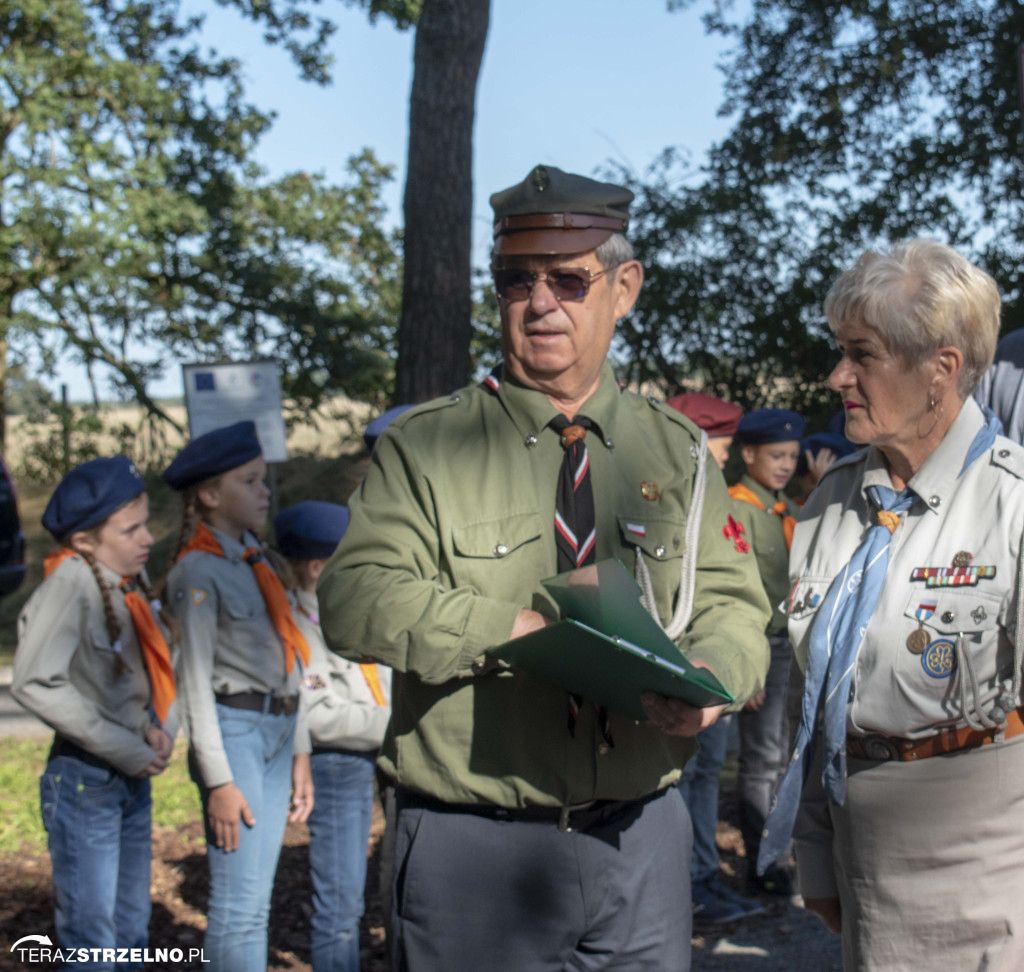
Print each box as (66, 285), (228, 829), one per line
(167, 525), (310, 789)
(295, 589), (391, 752)
(13, 557), (160, 776)
(787, 399), (1024, 738)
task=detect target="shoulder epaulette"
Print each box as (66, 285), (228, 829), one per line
(638, 395), (702, 442)
(990, 439), (1024, 481)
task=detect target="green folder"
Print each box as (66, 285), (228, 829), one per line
(493, 558), (734, 722)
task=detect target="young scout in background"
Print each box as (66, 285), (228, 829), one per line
(729, 407), (804, 895)
(163, 421), (313, 972)
(668, 392), (765, 923)
(274, 500), (392, 972)
(13, 456), (175, 969)
(316, 164), (771, 972)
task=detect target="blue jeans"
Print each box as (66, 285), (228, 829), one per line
(41, 755), (152, 971)
(308, 750), (376, 972)
(192, 703), (296, 972)
(677, 715), (730, 884)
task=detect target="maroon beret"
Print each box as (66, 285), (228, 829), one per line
(666, 392), (742, 437)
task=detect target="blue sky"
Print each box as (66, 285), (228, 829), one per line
(61, 0), (738, 399)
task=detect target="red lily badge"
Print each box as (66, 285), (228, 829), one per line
(723, 514), (750, 554)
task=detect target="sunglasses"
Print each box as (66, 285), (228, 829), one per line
(492, 265), (615, 302)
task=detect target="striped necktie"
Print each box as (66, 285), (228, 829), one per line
(550, 414), (612, 746)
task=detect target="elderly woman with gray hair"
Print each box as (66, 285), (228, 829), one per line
(758, 239), (1024, 970)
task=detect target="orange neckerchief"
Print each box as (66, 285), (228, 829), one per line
(44, 548), (176, 724)
(728, 483), (796, 551)
(177, 522), (311, 672)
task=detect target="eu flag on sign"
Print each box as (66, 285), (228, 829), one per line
(194, 372), (215, 391)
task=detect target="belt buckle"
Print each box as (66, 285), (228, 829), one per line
(861, 733), (901, 761)
(558, 800), (596, 833)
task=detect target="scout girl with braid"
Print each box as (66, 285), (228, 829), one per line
(162, 420), (313, 972)
(13, 456), (176, 968)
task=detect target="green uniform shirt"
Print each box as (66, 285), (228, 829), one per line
(318, 362), (770, 807)
(730, 474), (800, 635)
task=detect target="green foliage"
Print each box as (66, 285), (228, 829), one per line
(0, 738), (200, 853)
(1, 0), (402, 445)
(648, 0), (1024, 424)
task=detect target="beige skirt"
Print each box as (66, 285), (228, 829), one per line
(831, 733), (1024, 971)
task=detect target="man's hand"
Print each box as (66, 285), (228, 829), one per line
(804, 896), (842, 934)
(288, 753), (314, 824)
(744, 688), (767, 712)
(510, 608), (554, 639)
(207, 781), (256, 852)
(641, 693), (726, 736)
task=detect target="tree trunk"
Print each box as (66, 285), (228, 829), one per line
(394, 0), (490, 404)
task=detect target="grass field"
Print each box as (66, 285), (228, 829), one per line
(0, 738), (201, 854)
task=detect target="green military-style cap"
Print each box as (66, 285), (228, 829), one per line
(490, 164), (634, 256)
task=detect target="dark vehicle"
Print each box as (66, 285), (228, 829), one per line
(0, 453), (25, 598)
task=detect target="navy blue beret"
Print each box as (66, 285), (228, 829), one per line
(43, 456), (146, 541)
(163, 420), (263, 491)
(736, 408), (805, 445)
(274, 501), (349, 559)
(364, 405), (413, 451)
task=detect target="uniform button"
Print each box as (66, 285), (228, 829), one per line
(525, 434), (537, 448)
(769, 546), (776, 554)
(999, 449), (1010, 458)
(941, 610), (954, 623)
(655, 545), (666, 557)
(449, 393), (461, 402)
(494, 543), (508, 558)
(672, 536), (680, 550)
(928, 495), (941, 508)
(597, 743), (611, 756)
(605, 437), (614, 449)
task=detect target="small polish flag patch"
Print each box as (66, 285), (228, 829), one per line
(626, 523), (646, 537)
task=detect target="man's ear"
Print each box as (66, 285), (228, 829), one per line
(612, 260), (644, 320)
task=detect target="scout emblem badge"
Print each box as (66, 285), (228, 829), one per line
(907, 599), (936, 654)
(922, 637), (957, 678)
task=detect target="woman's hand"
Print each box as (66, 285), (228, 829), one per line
(288, 753), (314, 824)
(805, 896), (842, 934)
(641, 693), (726, 736)
(207, 782), (255, 852)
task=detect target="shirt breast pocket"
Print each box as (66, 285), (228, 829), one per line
(785, 574), (832, 665)
(616, 515), (686, 621)
(89, 623), (132, 681)
(902, 587), (1002, 640)
(449, 510), (546, 595)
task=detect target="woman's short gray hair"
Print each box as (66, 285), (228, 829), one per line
(823, 238), (1001, 398)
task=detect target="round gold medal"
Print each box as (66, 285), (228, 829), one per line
(906, 627), (929, 654)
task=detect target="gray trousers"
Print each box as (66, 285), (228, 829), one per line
(738, 634), (793, 861)
(390, 785), (693, 972)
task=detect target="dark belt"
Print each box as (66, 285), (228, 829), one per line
(395, 785), (664, 833)
(847, 705), (1024, 762)
(49, 735), (121, 775)
(310, 745), (377, 759)
(215, 691), (298, 716)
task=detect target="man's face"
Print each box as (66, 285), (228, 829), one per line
(496, 249), (642, 403)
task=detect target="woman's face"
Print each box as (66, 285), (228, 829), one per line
(828, 319), (934, 447)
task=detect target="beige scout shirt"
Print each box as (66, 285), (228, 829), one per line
(318, 362), (771, 807)
(294, 589), (391, 752)
(13, 557), (160, 776)
(167, 525), (310, 789)
(787, 398), (1024, 740)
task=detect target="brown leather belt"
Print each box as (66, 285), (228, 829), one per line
(847, 705), (1024, 762)
(216, 691), (299, 716)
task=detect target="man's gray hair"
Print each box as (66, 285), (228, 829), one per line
(595, 233), (634, 270)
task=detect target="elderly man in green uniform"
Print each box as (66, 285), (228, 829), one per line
(318, 164), (770, 972)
